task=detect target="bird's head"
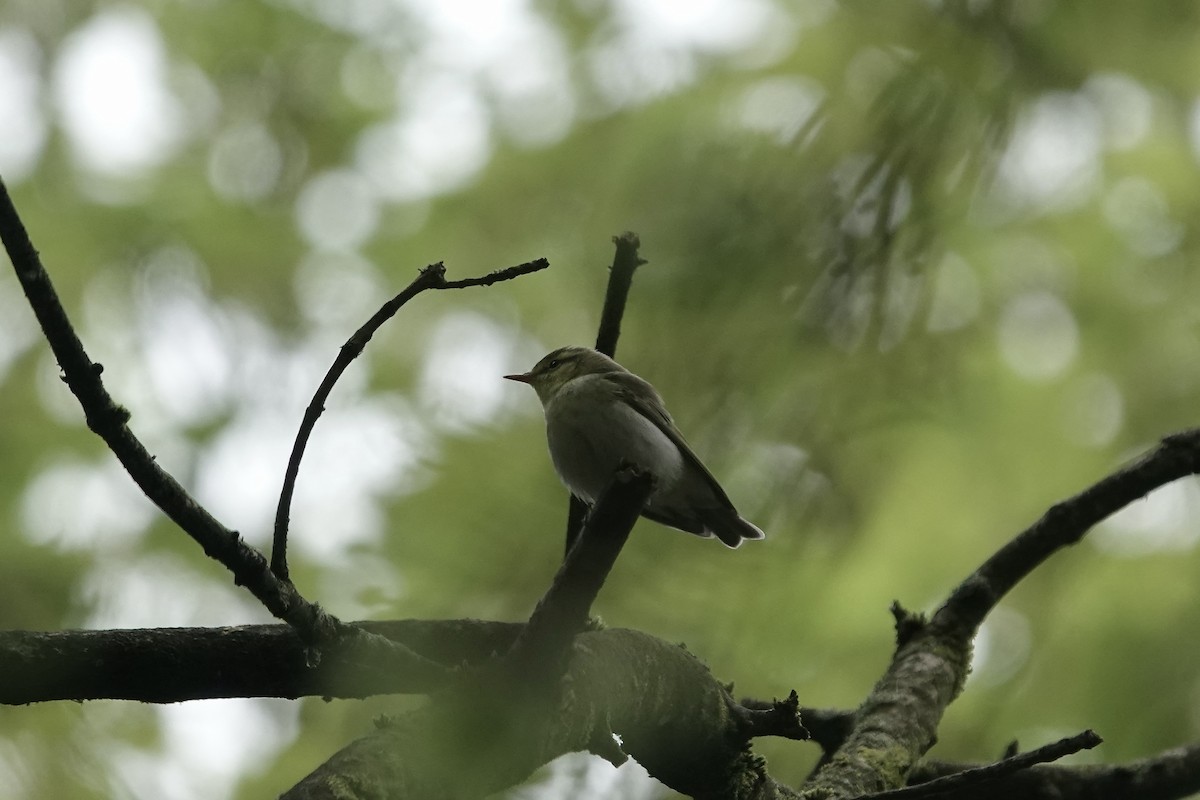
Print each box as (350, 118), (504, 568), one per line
(504, 346), (622, 405)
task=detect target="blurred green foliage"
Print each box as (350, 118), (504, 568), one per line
(1, 0), (1199, 797)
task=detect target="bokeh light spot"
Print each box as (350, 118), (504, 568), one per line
(998, 291), (1079, 381)
(53, 7), (183, 176)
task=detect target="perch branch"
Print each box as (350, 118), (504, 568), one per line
(507, 465), (654, 680)
(565, 232), (647, 555)
(270, 257), (547, 581)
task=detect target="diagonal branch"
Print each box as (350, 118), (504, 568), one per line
(848, 730), (1102, 799)
(0, 178), (306, 627)
(933, 429), (1200, 634)
(271, 257), (548, 581)
(507, 465), (654, 681)
(281, 468), (678, 799)
(911, 740), (1200, 800)
(806, 430), (1200, 797)
(0, 179), (458, 678)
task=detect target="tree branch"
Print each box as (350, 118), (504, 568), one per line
(909, 741), (1200, 799)
(0, 620), (522, 704)
(805, 430), (1200, 797)
(728, 691), (810, 742)
(565, 232), (647, 555)
(5, 620), (1198, 799)
(506, 465), (654, 681)
(0, 179), (308, 629)
(849, 730), (1102, 799)
(744, 702), (854, 755)
(933, 430), (1200, 634)
(0, 178), (465, 678)
(594, 231), (647, 358)
(281, 628), (800, 800)
(271, 257), (548, 581)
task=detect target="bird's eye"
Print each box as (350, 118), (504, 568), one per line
(547, 359), (560, 370)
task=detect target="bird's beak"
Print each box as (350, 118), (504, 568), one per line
(504, 372), (534, 384)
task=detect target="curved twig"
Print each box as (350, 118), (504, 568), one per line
(270, 258), (548, 580)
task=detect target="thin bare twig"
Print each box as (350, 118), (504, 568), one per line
(914, 741), (1200, 800)
(847, 730), (1102, 799)
(270, 258), (548, 580)
(441, 260), (549, 288)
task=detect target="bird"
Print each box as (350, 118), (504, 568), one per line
(504, 346), (765, 548)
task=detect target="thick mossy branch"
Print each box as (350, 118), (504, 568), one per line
(282, 629), (796, 800)
(804, 624), (970, 798)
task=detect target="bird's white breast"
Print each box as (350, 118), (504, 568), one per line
(543, 374), (683, 503)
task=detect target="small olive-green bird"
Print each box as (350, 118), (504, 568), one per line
(505, 346), (765, 548)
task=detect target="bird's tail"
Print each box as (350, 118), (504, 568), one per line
(704, 507), (766, 549)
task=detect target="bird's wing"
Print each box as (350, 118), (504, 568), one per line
(600, 371), (735, 509)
